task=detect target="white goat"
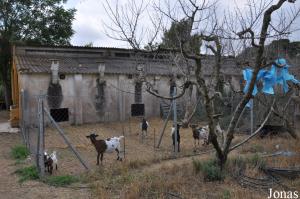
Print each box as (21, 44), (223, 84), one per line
(50, 151), (58, 170)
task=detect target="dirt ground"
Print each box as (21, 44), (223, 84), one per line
(0, 111), (91, 199)
(43, 117), (217, 174)
(0, 111), (299, 198)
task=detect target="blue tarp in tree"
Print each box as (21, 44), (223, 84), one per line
(243, 58), (299, 107)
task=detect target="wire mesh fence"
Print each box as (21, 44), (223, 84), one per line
(18, 92), (198, 176)
(18, 87), (299, 177)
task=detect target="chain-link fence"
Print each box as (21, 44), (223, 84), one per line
(192, 89), (297, 133)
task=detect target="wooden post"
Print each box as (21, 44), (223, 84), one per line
(43, 108), (90, 170)
(156, 103), (173, 148)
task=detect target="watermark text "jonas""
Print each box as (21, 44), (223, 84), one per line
(268, 189), (298, 199)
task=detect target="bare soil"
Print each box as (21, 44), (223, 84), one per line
(0, 112), (299, 198)
(0, 132), (91, 199)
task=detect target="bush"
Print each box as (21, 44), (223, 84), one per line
(248, 153), (266, 169)
(193, 159), (225, 181)
(15, 166), (39, 182)
(43, 175), (79, 187)
(11, 145), (30, 160)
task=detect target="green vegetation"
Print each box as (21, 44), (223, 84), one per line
(43, 175), (79, 187)
(11, 145), (30, 160)
(248, 153), (266, 169)
(0, 0), (76, 108)
(222, 189), (231, 199)
(193, 159), (225, 181)
(15, 166), (39, 182)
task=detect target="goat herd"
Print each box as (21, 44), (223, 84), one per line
(43, 118), (223, 174)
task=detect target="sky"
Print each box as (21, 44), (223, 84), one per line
(64, 0), (300, 48)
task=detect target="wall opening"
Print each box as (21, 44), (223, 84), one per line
(50, 108), (69, 122)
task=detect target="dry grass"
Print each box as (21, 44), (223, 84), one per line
(43, 117), (214, 174)
(38, 117), (300, 198)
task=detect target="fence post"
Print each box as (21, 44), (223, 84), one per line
(20, 90), (26, 146)
(37, 95), (45, 176)
(123, 125), (125, 160)
(250, 99), (254, 135)
(173, 87), (178, 156)
(156, 103), (173, 148)
(43, 108), (90, 170)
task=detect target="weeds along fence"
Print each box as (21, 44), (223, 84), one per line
(19, 91), (90, 176)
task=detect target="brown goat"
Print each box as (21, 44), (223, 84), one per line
(86, 133), (124, 165)
(190, 124), (209, 150)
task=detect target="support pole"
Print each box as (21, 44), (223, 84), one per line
(173, 87), (178, 155)
(20, 90), (27, 146)
(37, 96), (45, 176)
(250, 99), (254, 134)
(122, 125), (125, 160)
(156, 103), (173, 148)
(153, 128), (156, 150)
(43, 108), (90, 170)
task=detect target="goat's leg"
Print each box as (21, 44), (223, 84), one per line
(55, 164), (58, 170)
(96, 153), (100, 165)
(49, 165), (53, 175)
(115, 148), (120, 160)
(100, 153), (104, 165)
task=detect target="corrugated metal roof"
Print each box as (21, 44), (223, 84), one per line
(14, 45), (241, 76)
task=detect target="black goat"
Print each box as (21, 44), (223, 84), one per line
(44, 153), (53, 174)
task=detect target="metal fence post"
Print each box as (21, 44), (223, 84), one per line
(37, 95), (45, 176)
(173, 87), (178, 156)
(20, 90), (27, 146)
(43, 108), (90, 170)
(250, 99), (254, 135)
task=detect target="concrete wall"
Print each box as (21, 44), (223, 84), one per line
(19, 72), (189, 125)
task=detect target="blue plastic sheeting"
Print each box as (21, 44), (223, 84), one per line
(242, 58), (299, 108)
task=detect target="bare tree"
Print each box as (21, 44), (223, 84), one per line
(104, 0), (299, 168)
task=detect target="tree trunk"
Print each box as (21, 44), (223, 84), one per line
(0, 39), (12, 109)
(182, 85), (193, 127)
(2, 77), (12, 110)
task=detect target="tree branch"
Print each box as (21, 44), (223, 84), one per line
(229, 99), (275, 152)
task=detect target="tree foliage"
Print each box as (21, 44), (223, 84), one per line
(160, 19), (201, 54)
(0, 0), (76, 107)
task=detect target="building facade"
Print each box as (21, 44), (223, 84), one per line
(11, 45), (240, 125)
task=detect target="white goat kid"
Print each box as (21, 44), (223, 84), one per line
(50, 151), (58, 170)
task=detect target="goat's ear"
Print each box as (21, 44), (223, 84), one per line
(95, 134), (99, 137)
(86, 135), (90, 138)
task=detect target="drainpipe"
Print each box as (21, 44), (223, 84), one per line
(50, 60), (59, 84)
